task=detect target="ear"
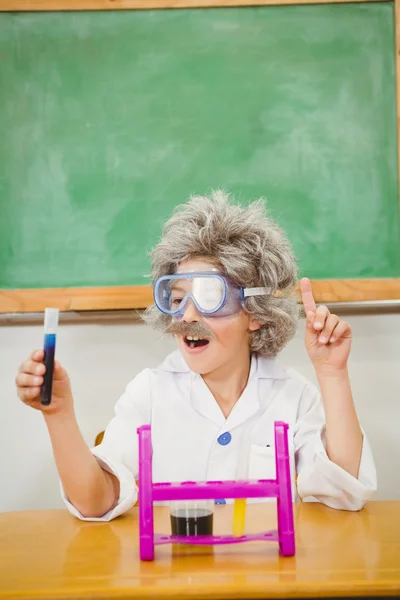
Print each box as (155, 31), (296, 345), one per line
(248, 317), (262, 332)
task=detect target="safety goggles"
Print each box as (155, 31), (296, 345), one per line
(153, 272), (270, 318)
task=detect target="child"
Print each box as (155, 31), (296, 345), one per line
(16, 191), (377, 521)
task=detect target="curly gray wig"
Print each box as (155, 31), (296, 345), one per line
(142, 190), (300, 357)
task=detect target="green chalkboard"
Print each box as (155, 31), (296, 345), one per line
(0, 3), (399, 289)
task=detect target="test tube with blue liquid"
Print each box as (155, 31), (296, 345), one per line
(40, 308), (59, 406)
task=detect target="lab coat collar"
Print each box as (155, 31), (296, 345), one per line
(159, 350), (289, 428)
(159, 349), (290, 381)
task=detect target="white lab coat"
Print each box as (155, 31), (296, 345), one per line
(62, 350), (377, 521)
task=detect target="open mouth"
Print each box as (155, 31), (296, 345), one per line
(184, 335), (210, 349)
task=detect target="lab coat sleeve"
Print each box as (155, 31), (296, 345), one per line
(61, 368), (151, 521)
(294, 382), (377, 511)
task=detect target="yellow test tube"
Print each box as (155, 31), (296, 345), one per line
(232, 498), (246, 537)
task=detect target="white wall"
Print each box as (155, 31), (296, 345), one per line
(1, 309), (399, 512)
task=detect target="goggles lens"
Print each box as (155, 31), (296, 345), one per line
(155, 273), (230, 316)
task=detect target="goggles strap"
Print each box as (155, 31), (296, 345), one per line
(243, 286), (271, 297)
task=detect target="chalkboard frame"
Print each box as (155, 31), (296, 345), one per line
(0, 0), (399, 312)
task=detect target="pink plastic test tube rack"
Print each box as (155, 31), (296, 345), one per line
(137, 421), (295, 561)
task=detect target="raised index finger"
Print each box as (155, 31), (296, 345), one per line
(300, 277), (317, 314)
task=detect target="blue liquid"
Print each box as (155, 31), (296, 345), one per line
(40, 333), (56, 406)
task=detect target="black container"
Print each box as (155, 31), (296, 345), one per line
(170, 508), (213, 536)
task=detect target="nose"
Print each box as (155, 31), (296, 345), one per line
(181, 298), (201, 322)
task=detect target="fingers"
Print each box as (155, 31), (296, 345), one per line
(300, 278), (317, 314)
(317, 313), (339, 344)
(16, 351), (71, 409)
(329, 320), (352, 343)
(306, 305), (329, 331)
(18, 386), (41, 402)
(16, 372), (43, 388)
(20, 350), (45, 374)
(18, 359), (46, 376)
(307, 307), (352, 345)
(16, 351), (45, 404)
(313, 305), (329, 330)
(16, 370), (41, 402)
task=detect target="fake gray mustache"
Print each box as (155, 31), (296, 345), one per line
(166, 320), (216, 340)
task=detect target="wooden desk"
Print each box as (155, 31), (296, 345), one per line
(0, 501), (399, 599)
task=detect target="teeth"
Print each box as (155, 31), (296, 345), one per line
(187, 335), (201, 341)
